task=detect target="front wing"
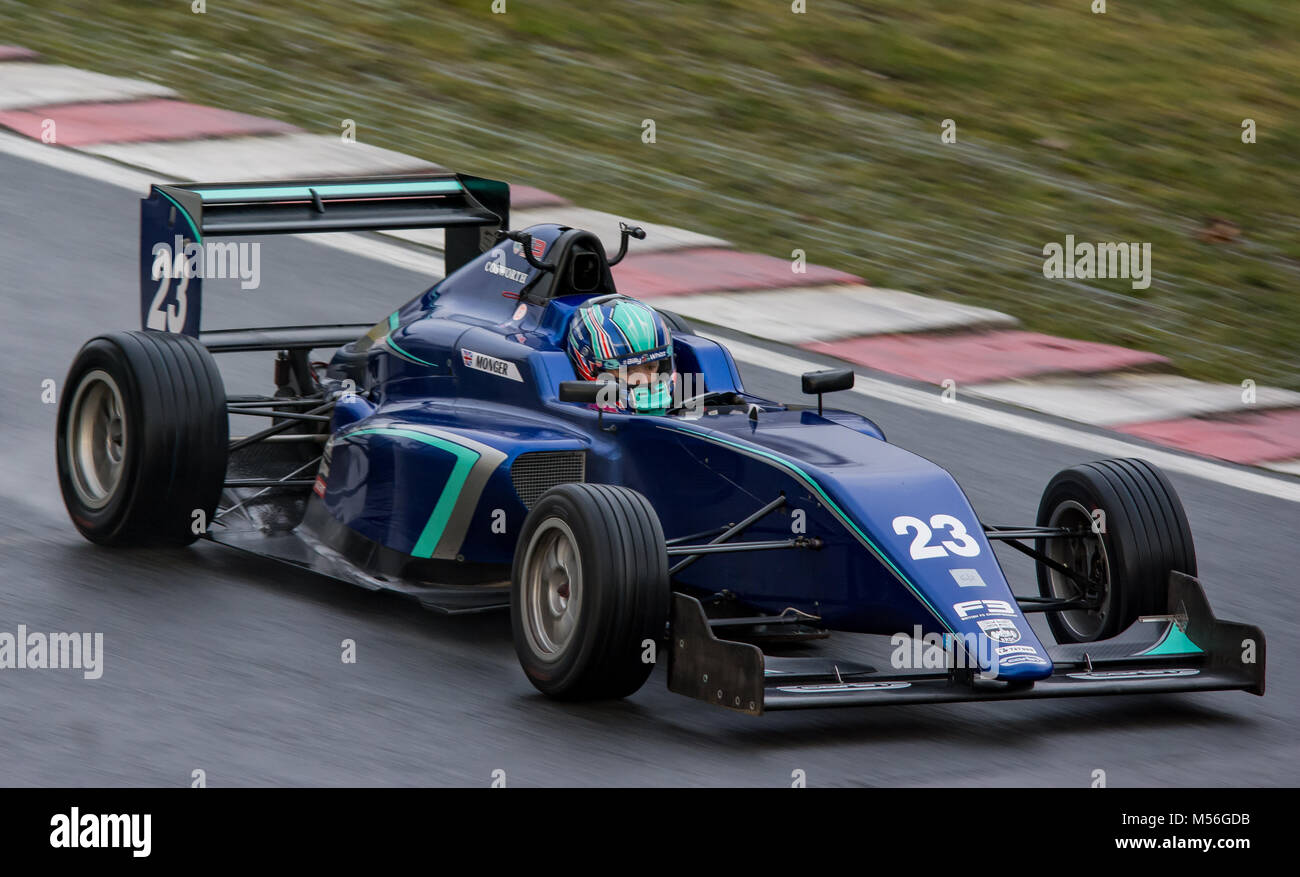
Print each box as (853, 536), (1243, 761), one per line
(667, 572), (1264, 714)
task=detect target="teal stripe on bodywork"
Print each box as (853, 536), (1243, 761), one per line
(190, 180), (462, 201)
(660, 423), (954, 631)
(383, 333), (437, 367)
(388, 312), (400, 332)
(1136, 622), (1204, 657)
(346, 427), (479, 558)
(157, 190), (202, 242)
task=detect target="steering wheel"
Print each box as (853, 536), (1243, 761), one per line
(670, 391), (745, 414)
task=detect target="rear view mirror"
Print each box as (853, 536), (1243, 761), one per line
(559, 380), (612, 404)
(801, 368), (854, 416)
(802, 368), (854, 396)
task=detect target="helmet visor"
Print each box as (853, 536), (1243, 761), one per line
(600, 345), (674, 413)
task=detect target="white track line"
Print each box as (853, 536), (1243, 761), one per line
(4, 130), (1297, 502)
(703, 333), (1300, 504)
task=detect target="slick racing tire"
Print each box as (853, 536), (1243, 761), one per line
(511, 483), (670, 700)
(56, 330), (228, 547)
(1035, 458), (1196, 644)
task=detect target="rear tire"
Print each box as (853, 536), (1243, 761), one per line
(511, 483), (670, 700)
(1035, 458), (1196, 643)
(56, 330), (228, 546)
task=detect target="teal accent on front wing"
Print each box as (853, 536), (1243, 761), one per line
(346, 427), (479, 558)
(190, 180), (463, 202)
(1136, 622), (1205, 657)
(658, 423), (954, 633)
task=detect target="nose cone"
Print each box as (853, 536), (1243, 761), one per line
(942, 603), (1054, 682)
(985, 650), (1055, 682)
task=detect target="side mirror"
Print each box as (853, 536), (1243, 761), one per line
(558, 380), (607, 403)
(801, 368), (854, 415)
(559, 380), (619, 432)
(802, 368), (855, 395)
(607, 221), (647, 266)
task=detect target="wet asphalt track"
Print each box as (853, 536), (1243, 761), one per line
(1, 152), (1296, 787)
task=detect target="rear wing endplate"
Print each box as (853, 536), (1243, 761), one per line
(139, 173), (508, 336)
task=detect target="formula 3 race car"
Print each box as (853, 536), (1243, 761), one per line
(55, 172), (1265, 713)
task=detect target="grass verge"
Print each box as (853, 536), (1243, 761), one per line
(3, 0), (1297, 387)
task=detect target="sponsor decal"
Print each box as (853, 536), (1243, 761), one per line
(978, 618), (1022, 644)
(1000, 654), (1050, 666)
(950, 568), (987, 588)
(313, 444), (332, 497)
(953, 598), (1015, 621)
(484, 249), (529, 284)
(511, 303), (527, 321)
(461, 349), (523, 382)
(510, 238), (545, 259)
(995, 644), (1038, 656)
(615, 347), (671, 367)
(1067, 668), (1200, 681)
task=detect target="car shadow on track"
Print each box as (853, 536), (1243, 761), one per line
(70, 538), (1260, 760)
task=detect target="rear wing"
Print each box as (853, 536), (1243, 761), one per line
(139, 173), (508, 336)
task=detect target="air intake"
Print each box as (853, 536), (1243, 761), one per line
(510, 451), (587, 508)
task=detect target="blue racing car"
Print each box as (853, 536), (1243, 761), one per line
(55, 172), (1265, 712)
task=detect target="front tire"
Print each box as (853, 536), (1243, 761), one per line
(511, 483), (670, 700)
(56, 330), (228, 546)
(1035, 458), (1196, 643)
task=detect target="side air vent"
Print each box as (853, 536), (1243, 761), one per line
(510, 451), (587, 509)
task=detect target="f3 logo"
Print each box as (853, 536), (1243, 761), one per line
(953, 599), (1015, 620)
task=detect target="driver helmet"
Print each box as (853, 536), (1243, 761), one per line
(565, 295), (675, 414)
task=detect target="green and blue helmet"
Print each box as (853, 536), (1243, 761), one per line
(566, 295), (675, 414)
